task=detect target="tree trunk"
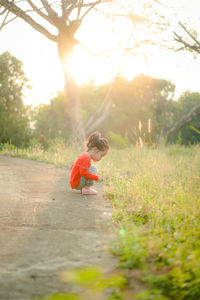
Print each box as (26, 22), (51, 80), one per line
(57, 36), (85, 147)
(158, 103), (200, 145)
(64, 71), (86, 145)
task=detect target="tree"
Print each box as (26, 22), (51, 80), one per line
(33, 75), (200, 146)
(174, 22), (200, 55)
(167, 22), (200, 143)
(166, 92), (200, 144)
(0, 0), (114, 145)
(0, 0), (160, 145)
(152, 78), (175, 144)
(33, 91), (71, 143)
(0, 51), (31, 146)
(80, 75), (176, 145)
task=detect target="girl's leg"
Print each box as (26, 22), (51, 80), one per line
(82, 165), (98, 195)
(84, 165), (98, 187)
(74, 165), (98, 191)
(75, 177), (86, 190)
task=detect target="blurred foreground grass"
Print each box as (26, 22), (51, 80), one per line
(1, 142), (200, 299)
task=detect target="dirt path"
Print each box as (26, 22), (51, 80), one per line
(0, 155), (116, 300)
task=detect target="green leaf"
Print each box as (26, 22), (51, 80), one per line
(190, 125), (200, 134)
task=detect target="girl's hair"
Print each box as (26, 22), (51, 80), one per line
(86, 132), (109, 152)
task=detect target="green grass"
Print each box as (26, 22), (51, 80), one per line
(1, 142), (200, 299)
(0, 140), (79, 167)
(100, 145), (200, 299)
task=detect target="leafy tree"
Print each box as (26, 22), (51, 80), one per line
(151, 78), (175, 143)
(0, 0), (160, 145)
(98, 75), (175, 144)
(33, 91), (71, 144)
(80, 75), (176, 144)
(0, 51), (31, 147)
(0, 0), (114, 143)
(169, 22), (200, 143)
(34, 75), (200, 146)
(168, 92), (200, 144)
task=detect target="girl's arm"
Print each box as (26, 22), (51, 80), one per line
(79, 167), (99, 181)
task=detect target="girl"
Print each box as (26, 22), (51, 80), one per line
(70, 132), (109, 195)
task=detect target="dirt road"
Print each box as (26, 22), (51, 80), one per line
(0, 155), (115, 300)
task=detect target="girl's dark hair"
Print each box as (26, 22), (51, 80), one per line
(86, 132), (109, 152)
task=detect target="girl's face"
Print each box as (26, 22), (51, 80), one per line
(90, 147), (108, 162)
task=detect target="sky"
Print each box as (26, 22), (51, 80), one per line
(0, 0), (200, 106)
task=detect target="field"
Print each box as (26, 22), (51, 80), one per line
(1, 142), (200, 299)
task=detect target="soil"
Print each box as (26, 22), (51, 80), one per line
(0, 155), (116, 300)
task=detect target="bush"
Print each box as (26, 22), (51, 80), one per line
(109, 131), (129, 149)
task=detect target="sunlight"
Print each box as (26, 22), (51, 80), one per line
(64, 47), (119, 85)
(7, 0), (200, 106)
(64, 51), (90, 85)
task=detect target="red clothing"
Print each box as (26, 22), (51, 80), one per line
(70, 153), (98, 189)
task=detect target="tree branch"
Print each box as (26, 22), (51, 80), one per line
(0, 9), (9, 30)
(0, 0), (58, 41)
(179, 22), (200, 48)
(94, 7), (151, 24)
(174, 31), (200, 54)
(80, 0), (109, 21)
(61, 0), (67, 18)
(0, 12), (18, 30)
(0, 6), (6, 15)
(76, 0), (83, 20)
(26, 0), (56, 26)
(40, 0), (58, 19)
(65, 1), (77, 19)
(152, 0), (168, 7)
(78, 0), (110, 7)
(79, 41), (136, 56)
(85, 47), (129, 134)
(173, 22), (200, 55)
(165, 103), (200, 138)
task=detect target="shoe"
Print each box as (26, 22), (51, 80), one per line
(81, 187), (98, 195)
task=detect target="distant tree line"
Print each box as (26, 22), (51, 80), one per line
(34, 75), (200, 147)
(1, 51), (200, 148)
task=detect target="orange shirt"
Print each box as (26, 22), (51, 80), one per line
(70, 153), (99, 189)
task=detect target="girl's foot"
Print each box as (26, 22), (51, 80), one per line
(81, 187), (98, 195)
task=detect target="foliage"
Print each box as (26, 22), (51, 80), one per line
(168, 91), (200, 144)
(33, 91), (71, 144)
(0, 51), (32, 147)
(100, 76), (176, 144)
(38, 294), (81, 300)
(109, 131), (129, 149)
(80, 83), (107, 122)
(38, 266), (127, 300)
(0, 139), (79, 167)
(32, 75), (177, 146)
(99, 146), (200, 299)
(30, 75), (200, 147)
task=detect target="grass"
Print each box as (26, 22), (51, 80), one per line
(100, 145), (200, 299)
(0, 139), (79, 167)
(1, 142), (200, 299)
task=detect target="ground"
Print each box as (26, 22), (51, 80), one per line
(0, 155), (116, 300)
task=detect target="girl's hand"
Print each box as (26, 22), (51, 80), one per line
(98, 176), (103, 181)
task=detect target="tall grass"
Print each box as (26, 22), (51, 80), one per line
(1, 142), (200, 299)
(99, 145), (200, 299)
(0, 139), (80, 167)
